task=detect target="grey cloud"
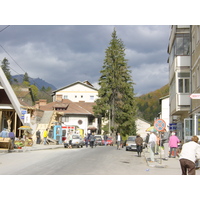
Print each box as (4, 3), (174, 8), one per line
(0, 25), (170, 95)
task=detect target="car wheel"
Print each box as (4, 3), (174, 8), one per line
(126, 148), (128, 151)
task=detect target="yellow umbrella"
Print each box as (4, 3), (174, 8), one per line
(18, 126), (32, 131)
(146, 126), (157, 132)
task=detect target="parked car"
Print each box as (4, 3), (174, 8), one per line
(125, 136), (146, 151)
(94, 135), (103, 146)
(102, 137), (114, 146)
(64, 134), (84, 148)
(126, 136), (137, 151)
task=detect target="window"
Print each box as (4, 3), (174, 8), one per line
(63, 95), (68, 99)
(62, 116), (69, 122)
(175, 34), (190, 56)
(178, 79), (183, 93)
(90, 95), (94, 101)
(178, 72), (190, 93)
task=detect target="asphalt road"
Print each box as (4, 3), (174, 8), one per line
(0, 145), (152, 175)
(0, 145), (189, 175)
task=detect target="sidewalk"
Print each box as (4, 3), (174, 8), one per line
(143, 148), (181, 169)
(0, 144), (64, 153)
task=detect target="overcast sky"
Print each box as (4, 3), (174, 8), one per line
(0, 25), (170, 96)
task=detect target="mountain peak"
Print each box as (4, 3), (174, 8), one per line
(12, 75), (56, 90)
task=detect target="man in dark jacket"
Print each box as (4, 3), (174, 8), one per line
(36, 130), (41, 144)
(89, 133), (95, 148)
(135, 134), (143, 157)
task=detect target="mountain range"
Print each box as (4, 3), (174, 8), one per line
(12, 74), (57, 90)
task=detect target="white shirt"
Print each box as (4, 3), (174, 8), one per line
(179, 141), (200, 163)
(148, 133), (157, 143)
(117, 135), (121, 142)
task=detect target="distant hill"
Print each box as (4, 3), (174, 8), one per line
(136, 84), (169, 124)
(12, 75), (57, 90)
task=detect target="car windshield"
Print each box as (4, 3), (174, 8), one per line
(95, 136), (101, 139)
(72, 135), (79, 139)
(127, 137), (136, 141)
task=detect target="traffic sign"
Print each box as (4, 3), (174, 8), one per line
(154, 119), (166, 132)
(190, 93), (200, 99)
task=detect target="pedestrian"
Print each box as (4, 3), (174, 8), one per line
(0, 128), (8, 138)
(43, 129), (48, 145)
(116, 133), (122, 150)
(104, 134), (108, 146)
(155, 133), (160, 155)
(36, 130), (41, 144)
(161, 128), (170, 161)
(8, 131), (15, 148)
(68, 132), (73, 148)
(179, 135), (200, 175)
(84, 134), (89, 148)
(148, 131), (157, 162)
(145, 133), (150, 149)
(89, 132), (95, 148)
(169, 132), (180, 158)
(135, 134), (143, 157)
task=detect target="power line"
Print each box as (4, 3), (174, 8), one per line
(0, 44), (26, 73)
(0, 44), (52, 97)
(0, 25), (10, 33)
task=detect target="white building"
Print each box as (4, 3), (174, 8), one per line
(52, 81), (98, 103)
(168, 25), (191, 139)
(135, 118), (151, 138)
(159, 95), (170, 132)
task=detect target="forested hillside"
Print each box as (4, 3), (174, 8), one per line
(136, 84), (169, 124)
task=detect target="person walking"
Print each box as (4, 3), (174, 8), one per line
(155, 133), (160, 155)
(169, 132), (180, 158)
(43, 129), (48, 145)
(8, 131), (15, 148)
(89, 133), (95, 148)
(84, 134), (89, 148)
(68, 132), (73, 148)
(179, 136), (200, 175)
(161, 128), (170, 161)
(104, 134), (108, 146)
(36, 130), (41, 144)
(135, 134), (143, 157)
(148, 131), (157, 162)
(116, 133), (122, 150)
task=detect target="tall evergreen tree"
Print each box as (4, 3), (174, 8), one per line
(23, 72), (30, 83)
(1, 57), (12, 83)
(94, 29), (137, 137)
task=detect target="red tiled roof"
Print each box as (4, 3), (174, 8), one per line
(39, 99), (96, 115)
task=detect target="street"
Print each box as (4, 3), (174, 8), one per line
(0, 145), (191, 175)
(0, 146), (146, 175)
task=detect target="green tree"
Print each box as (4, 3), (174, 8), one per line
(93, 29), (137, 137)
(23, 72), (30, 84)
(29, 84), (39, 101)
(1, 58), (12, 83)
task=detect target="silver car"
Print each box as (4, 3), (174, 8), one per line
(64, 134), (84, 148)
(125, 136), (137, 151)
